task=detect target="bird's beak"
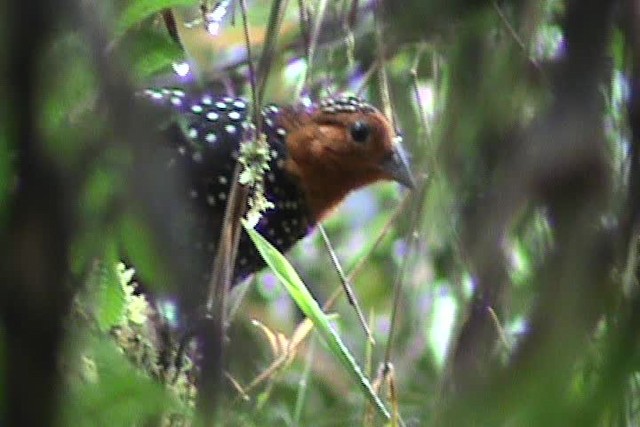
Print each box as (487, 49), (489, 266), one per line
(380, 140), (415, 189)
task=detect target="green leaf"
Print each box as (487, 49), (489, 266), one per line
(96, 243), (127, 331)
(127, 29), (185, 82)
(116, 0), (198, 40)
(244, 222), (391, 421)
(119, 213), (172, 291)
(40, 33), (98, 165)
(61, 337), (181, 426)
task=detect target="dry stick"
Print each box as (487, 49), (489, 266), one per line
(256, 0), (289, 105)
(371, 0), (406, 368)
(199, 165), (248, 421)
(371, 3), (417, 374)
(239, 0), (260, 132)
(488, 306), (510, 350)
(372, 0), (393, 124)
(297, 0), (311, 59)
(198, 0), (261, 420)
(382, 181), (426, 366)
(492, 1), (542, 72)
(318, 225), (374, 343)
(320, 191), (413, 314)
(347, 0), (360, 28)
(492, 1), (528, 56)
(355, 59), (380, 96)
(409, 45), (430, 135)
(296, 0), (330, 99)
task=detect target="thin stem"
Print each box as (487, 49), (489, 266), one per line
(319, 224), (374, 343)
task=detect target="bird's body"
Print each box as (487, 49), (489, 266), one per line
(138, 87), (413, 308)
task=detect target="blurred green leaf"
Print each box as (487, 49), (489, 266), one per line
(119, 213), (171, 291)
(127, 29), (185, 82)
(40, 33), (98, 165)
(61, 337), (180, 426)
(116, 0), (197, 40)
(95, 243), (127, 332)
(244, 222), (391, 422)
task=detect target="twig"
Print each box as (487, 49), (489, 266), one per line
(318, 225), (374, 343)
(383, 179), (427, 367)
(296, 0), (329, 98)
(198, 0), (258, 419)
(256, 0), (290, 103)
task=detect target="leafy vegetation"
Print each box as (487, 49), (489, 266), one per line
(3, 0), (640, 426)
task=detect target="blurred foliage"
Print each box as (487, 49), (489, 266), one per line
(5, 0), (640, 426)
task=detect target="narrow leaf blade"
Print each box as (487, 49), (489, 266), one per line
(244, 223), (390, 421)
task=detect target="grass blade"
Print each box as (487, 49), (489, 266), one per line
(244, 222), (391, 421)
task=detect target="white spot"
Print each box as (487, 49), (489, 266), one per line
(170, 96), (182, 106)
(300, 95), (312, 107)
(225, 125), (236, 134)
(190, 189), (198, 199)
(269, 105), (279, 113)
(188, 127), (198, 139)
(265, 118), (274, 128)
(276, 128), (287, 136)
(172, 61), (191, 77)
(218, 192), (227, 201)
(177, 146), (186, 155)
(149, 91), (163, 100)
(223, 96), (233, 103)
(233, 100), (246, 109)
(228, 111), (241, 120)
(215, 101), (227, 110)
(192, 152), (203, 163)
(207, 195), (216, 206)
(207, 21), (221, 35)
(202, 95), (213, 105)
(205, 133), (217, 143)
(207, 111), (219, 121)
(172, 89), (185, 97)
(161, 88), (171, 95)
(191, 105), (203, 114)
(218, 176), (228, 185)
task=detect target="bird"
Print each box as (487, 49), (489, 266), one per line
(135, 87), (414, 311)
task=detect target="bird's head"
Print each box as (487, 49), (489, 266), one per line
(277, 94), (415, 219)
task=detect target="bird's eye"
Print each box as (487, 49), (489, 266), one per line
(349, 121), (370, 143)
